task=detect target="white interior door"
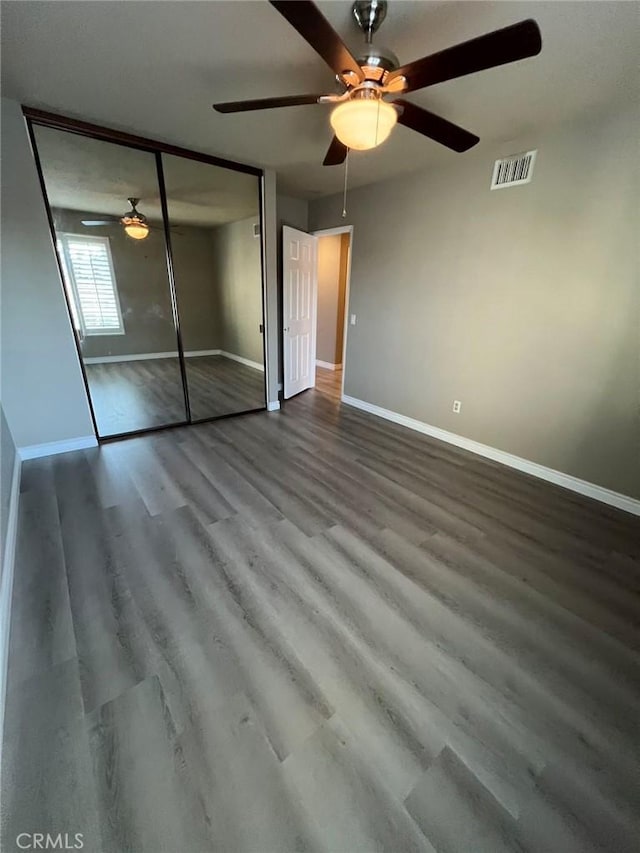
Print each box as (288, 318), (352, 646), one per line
(283, 225), (317, 399)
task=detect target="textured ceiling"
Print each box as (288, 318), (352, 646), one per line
(33, 125), (260, 226)
(2, 1), (638, 199)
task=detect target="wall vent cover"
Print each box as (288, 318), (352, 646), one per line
(491, 150), (537, 190)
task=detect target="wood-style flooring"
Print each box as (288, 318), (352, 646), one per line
(85, 355), (266, 435)
(2, 368), (639, 853)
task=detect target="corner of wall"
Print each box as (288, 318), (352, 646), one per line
(1, 97), (95, 448)
(262, 170), (280, 406)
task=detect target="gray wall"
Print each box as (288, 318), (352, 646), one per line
(0, 98), (95, 448)
(277, 195), (309, 233)
(316, 234), (348, 365)
(310, 105), (640, 499)
(212, 216), (264, 365)
(0, 406), (17, 577)
(172, 227), (221, 353)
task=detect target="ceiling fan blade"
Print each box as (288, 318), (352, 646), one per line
(269, 0), (363, 82)
(388, 19), (542, 93)
(214, 94), (323, 113)
(81, 219), (120, 226)
(395, 100), (479, 152)
(323, 136), (348, 166)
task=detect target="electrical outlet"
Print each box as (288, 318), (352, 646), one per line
(350, 314), (357, 326)
(453, 400), (462, 413)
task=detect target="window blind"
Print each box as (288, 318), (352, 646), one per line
(59, 235), (124, 335)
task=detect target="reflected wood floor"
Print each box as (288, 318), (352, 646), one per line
(2, 369), (640, 853)
(85, 354), (265, 435)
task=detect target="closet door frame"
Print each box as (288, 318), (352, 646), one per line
(24, 106), (268, 442)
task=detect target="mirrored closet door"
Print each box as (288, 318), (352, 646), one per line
(32, 125), (188, 437)
(29, 115), (267, 440)
(162, 153), (266, 421)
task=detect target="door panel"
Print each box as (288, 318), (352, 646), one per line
(283, 226), (316, 399)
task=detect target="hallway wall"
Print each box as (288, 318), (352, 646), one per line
(316, 233), (348, 366)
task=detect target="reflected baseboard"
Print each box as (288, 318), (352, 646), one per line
(187, 350), (223, 358)
(84, 350), (221, 364)
(219, 351), (265, 373)
(83, 350), (265, 372)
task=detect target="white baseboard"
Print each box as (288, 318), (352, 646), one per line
(316, 360), (342, 371)
(84, 349), (221, 364)
(267, 401), (281, 412)
(19, 435), (98, 461)
(220, 351), (265, 372)
(342, 395), (640, 517)
(0, 452), (22, 759)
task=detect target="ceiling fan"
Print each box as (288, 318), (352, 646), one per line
(82, 198), (151, 240)
(213, 0), (542, 165)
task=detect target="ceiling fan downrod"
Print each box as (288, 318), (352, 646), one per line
(352, 0), (388, 44)
(351, 0), (399, 84)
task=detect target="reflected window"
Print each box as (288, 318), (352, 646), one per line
(57, 233), (124, 336)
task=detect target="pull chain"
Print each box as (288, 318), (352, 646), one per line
(341, 148), (350, 219)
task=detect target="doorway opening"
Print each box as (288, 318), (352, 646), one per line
(313, 226), (352, 402)
(315, 230), (350, 373)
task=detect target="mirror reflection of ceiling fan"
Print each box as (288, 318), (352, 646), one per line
(213, 0), (542, 164)
(82, 197), (154, 240)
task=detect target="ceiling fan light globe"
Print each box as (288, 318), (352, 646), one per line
(330, 99), (397, 150)
(124, 222), (149, 240)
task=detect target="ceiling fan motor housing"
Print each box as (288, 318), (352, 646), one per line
(357, 44), (400, 83)
(351, 0), (398, 83)
(123, 197), (147, 226)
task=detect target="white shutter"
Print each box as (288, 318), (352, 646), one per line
(59, 234), (124, 335)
